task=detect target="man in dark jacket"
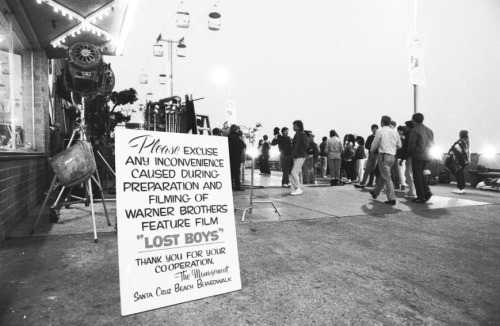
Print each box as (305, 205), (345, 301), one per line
(271, 127), (292, 187)
(407, 113), (434, 202)
(290, 120), (309, 195)
(228, 124), (246, 191)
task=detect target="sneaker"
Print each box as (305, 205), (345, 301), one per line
(400, 185), (406, 191)
(404, 194), (417, 199)
(354, 184), (366, 189)
(369, 190), (377, 199)
(452, 189), (465, 194)
(424, 192), (433, 202)
(385, 200), (396, 205)
(291, 189), (303, 196)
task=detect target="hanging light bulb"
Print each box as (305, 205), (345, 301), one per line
(139, 73), (148, 84)
(153, 43), (164, 57)
(208, 6), (222, 31)
(176, 43), (187, 57)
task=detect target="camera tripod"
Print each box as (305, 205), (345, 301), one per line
(31, 96), (112, 242)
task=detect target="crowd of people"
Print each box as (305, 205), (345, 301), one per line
(219, 112), (470, 204)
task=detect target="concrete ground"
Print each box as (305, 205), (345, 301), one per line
(1, 169), (500, 325)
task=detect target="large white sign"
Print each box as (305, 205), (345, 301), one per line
(407, 31), (426, 86)
(115, 129), (241, 316)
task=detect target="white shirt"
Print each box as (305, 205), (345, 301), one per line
(370, 126), (401, 155)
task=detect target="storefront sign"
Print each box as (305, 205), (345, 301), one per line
(115, 129), (241, 316)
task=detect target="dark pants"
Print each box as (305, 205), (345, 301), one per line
(259, 154), (271, 174)
(412, 159), (431, 199)
(280, 154), (291, 185)
(230, 159), (241, 189)
(456, 168), (465, 190)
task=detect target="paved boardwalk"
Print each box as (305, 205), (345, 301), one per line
(1, 169), (500, 325)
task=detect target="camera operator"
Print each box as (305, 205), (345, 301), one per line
(271, 126), (292, 187)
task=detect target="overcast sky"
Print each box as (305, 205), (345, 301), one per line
(106, 0), (500, 154)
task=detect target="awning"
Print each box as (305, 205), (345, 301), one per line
(5, 0), (139, 58)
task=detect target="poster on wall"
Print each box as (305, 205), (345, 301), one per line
(407, 31), (427, 86)
(115, 129), (242, 316)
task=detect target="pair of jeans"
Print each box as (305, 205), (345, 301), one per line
(404, 158), (416, 196)
(412, 159), (431, 199)
(361, 154), (378, 185)
(291, 157), (306, 191)
(455, 168), (465, 190)
(327, 158), (341, 180)
(372, 153), (396, 200)
(279, 154), (291, 185)
(319, 156), (327, 177)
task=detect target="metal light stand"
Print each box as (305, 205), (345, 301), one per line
(31, 94), (112, 242)
(235, 127), (281, 221)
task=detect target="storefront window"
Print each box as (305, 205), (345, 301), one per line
(0, 10), (35, 153)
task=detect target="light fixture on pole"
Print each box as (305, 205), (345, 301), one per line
(154, 34), (186, 97)
(235, 123), (281, 221)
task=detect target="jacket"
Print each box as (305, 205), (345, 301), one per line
(291, 131), (310, 159)
(408, 123), (434, 161)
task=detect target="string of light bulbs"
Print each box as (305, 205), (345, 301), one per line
(34, 0), (128, 49)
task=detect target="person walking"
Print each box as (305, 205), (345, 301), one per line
(290, 120), (310, 195)
(271, 127), (293, 187)
(228, 124), (246, 191)
(319, 136), (328, 178)
(325, 129), (344, 186)
(368, 116), (402, 205)
(407, 113), (434, 203)
(447, 129), (470, 194)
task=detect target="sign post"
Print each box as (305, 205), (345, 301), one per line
(115, 129), (241, 316)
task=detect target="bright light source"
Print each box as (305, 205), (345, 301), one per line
(247, 146), (258, 158)
(212, 68), (229, 85)
(430, 146), (442, 160)
(481, 145), (496, 159)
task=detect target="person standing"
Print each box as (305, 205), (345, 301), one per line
(271, 127), (293, 187)
(325, 129), (344, 186)
(407, 113), (434, 203)
(447, 130), (470, 194)
(259, 135), (271, 175)
(355, 124), (379, 188)
(353, 136), (367, 183)
(401, 120), (416, 198)
(228, 124), (246, 191)
(368, 116), (402, 205)
(319, 136), (328, 178)
(290, 120), (310, 195)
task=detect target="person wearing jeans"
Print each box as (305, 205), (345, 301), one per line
(368, 116), (402, 205)
(290, 120), (309, 195)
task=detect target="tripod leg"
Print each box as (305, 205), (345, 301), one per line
(31, 176), (58, 234)
(91, 173), (111, 227)
(86, 178), (99, 243)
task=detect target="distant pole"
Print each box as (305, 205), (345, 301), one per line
(167, 40), (174, 97)
(413, 0), (418, 114)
